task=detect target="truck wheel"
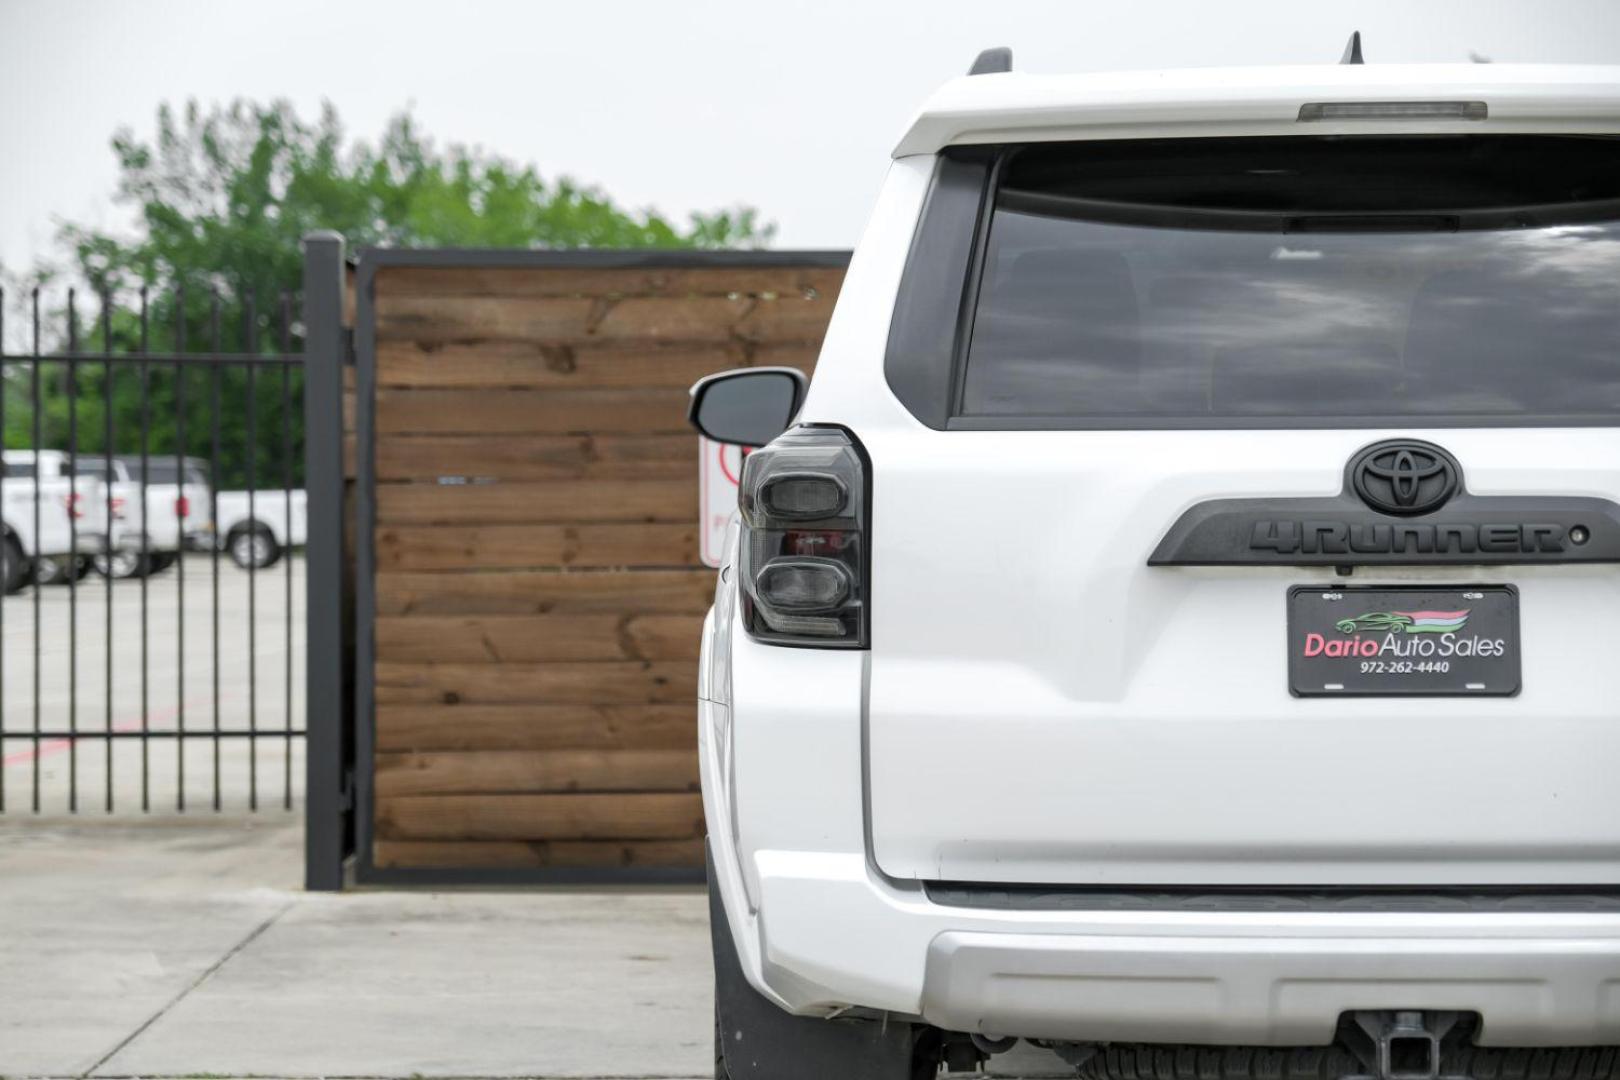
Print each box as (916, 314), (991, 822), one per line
(34, 555), (92, 585)
(2, 536), (26, 595)
(227, 525), (281, 570)
(708, 844), (937, 1080)
(93, 549), (150, 579)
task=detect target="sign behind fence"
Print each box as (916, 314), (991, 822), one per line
(699, 436), (747, 568)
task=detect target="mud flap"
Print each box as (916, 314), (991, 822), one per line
(708, 844), (922, 1080)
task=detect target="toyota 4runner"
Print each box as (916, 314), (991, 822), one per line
(688, 46), (1620, 1080)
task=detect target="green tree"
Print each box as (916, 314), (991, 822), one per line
(4, 100), (774, 486)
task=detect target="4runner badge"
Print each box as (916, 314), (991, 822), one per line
(1149, 438), (1620, 567)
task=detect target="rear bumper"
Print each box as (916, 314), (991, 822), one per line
(731, 847), (1620, 1046)
(923, 922), (1620, 1046)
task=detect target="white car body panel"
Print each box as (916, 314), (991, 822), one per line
(862, 426), (1620, 886)
(893, 63), (1620, 156)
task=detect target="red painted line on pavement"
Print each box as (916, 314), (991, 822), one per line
(1, 695), (220, 767)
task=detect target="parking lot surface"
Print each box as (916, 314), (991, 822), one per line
(1, 553), (303, 817)
(0, 818), (1071, 1078)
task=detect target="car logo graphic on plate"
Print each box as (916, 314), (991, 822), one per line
(1334, 609), (1470, 634)
(1350, 439), (1461, 516)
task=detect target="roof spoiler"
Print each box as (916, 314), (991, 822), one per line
(968, 35), (1360, 76)
(968, 47), (1013, 75)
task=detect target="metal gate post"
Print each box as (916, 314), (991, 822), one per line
(302, 231), (351, 890)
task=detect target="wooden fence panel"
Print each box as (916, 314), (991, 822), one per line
(363, 255), (845, 876)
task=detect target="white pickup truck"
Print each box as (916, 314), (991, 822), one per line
(71, 455), (212, 578)
(1, 450), (116, 592)
(213, 487), (306, 569)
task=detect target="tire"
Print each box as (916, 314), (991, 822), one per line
(93, 549), (151, 579)
(1075, 1046), (1363, 1080)
(1072, 1044), (1620, 1080)
(2, 536), (26, 595)
(227, 525), (281, 570)
(1445, 1046), (1620, 1080)
(34, 554), (92, 586)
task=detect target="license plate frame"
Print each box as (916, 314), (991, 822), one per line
(1287, 584), (1520, 697)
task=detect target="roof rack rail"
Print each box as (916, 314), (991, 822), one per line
(1341, 30), (1365, 65)
(968, 47), (1013, 76)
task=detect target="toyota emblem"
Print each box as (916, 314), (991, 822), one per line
(1350, 440), (1461, 516)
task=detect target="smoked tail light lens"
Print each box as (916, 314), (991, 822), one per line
(737, 426), (867, 648)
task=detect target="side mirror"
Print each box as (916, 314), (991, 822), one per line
(687, 367), (808, 446)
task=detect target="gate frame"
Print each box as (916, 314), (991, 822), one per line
(347, 246), (852, 887)
(303, 232), (355, 890)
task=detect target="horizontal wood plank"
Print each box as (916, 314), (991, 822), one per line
(374, 749), (699, 797)
(376, 433), (694, 482)
(376, 388), (689, 435)
(372, 837), (704, 870)
(374, 660), (697, 705)
(375, 294), (838, 347)
(375, 704), (695, 752)
(375, 792), (705, 842)
(376, 524), (698, 570)
(374, 265), (845, 300)
(376, 478), (698, 525)
(375, 569), (715, 616)
(376, 341), (820, 390)
(376, 613), (702, 663)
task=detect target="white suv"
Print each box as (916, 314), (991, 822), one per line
(688, 49), (1620, 1080)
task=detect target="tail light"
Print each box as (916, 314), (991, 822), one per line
(64, 493), (84, 519)
(110, 496), (126, 519)
(175, 495), (191, 520)
(737, 426), (868, 647)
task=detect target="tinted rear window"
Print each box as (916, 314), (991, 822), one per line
(958, 136), (1620, 425)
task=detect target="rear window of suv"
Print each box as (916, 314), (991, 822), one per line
(894, 136), (1620, 428)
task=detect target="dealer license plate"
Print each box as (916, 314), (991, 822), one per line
(1287, 585), (1520, 697)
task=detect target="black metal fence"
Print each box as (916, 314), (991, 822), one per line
(0, 278), (307, 814)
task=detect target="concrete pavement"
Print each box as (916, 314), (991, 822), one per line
(0, 818), (1070, 1078)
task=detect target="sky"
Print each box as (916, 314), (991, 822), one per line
(5, 0), (1620, 273)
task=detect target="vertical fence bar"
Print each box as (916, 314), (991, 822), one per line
(102, 292), (114, 812)
(244, 290), (258, 812)
(67, 289), (79, 813)
(280, 293), (294, 811)
(139, 289), (151, 811)
(303, 232), (347, 889)
(174, 290), (186, 812)
(209, 294), (222, 811)
(1, 289), (6, 815)
(30, 290), (42, 812)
